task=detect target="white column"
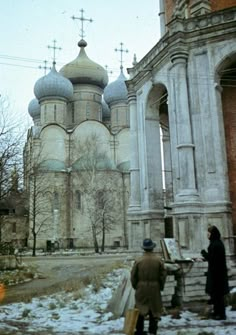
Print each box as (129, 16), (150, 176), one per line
(145, 114), (164, 209)
(170, 49), (199, 201)
(159, 0), (166, 37)
(162, 126), (173, 202)
(128, 91), (141, 211)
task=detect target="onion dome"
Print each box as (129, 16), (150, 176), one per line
(28, 98), (40, 119)
(102, 97), (110, 119)
(34, 63), (73, 101)
(60, 39), (108, 89)
(103, 68), (128, 105)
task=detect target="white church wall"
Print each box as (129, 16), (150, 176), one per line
(70, 170), (127, 249)
(116, 128), (130, 166)
(71, 120), (113, 163)
(40, 125), (67, 162)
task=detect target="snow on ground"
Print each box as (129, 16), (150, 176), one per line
(0, 268), (236, 335)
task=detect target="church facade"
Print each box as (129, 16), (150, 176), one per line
(126, 0), (236, 255)
(24, 39), (130, 251)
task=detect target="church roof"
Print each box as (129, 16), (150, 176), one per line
(60, 39), (108, 89)
(103, 68), (128, 105)
(34, 63), (74, 101)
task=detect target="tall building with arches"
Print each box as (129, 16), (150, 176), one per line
(126, 0), (236, 256)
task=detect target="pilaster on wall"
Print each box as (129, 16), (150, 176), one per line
(169, 46), (199, 204)
(127, 89), (141, 212)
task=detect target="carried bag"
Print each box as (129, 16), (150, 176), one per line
(123, 308), (139, 335)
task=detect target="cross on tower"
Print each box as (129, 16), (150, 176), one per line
(71, 9), (93, 39)
(38, 60), (51, 75)
(105, 65), (113, 76)
(115, 42), (129, 70)
(48, 39), (62, 64)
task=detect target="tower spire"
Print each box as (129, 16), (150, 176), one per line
(48, 39), (62, 65)
(71, 9), (93, 39)
(115, 42), (129, 71)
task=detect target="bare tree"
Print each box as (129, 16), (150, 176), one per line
(0, 96), (27, 243)
(0, 96), (25, 201)
(98, 192), (118, 252)
(75, 133), (118, 252)
(24, 141), (53, 256)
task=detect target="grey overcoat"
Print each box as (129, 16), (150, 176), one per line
(130, 252), (167, 318)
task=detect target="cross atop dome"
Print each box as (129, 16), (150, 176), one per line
(115, 42), (129, 71)
(71, 9), (93, 39)
(38, 60), (51, 75)
(48, 39), (62, 65)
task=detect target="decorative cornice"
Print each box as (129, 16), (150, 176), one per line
(128, 7), (236, 84)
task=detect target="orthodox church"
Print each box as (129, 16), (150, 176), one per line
(25, 37), (130, 251)
(24, 0), (236, 257)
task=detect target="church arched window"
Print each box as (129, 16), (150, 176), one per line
(86, 103), (91, 119)
(53, 192), (59, 209)
(96, 190), (105, 209)
(76, 190), (81, 210)
(72, 103), (75, 123)
(54, 105), (57, 121)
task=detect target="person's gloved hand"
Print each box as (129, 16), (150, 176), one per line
(201, 249), (207, 258)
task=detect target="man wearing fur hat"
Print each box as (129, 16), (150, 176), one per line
(131, 238), (167, 335)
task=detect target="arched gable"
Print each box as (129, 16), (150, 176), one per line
(39, 124), (67, 162)
(71, 120), (114, 166)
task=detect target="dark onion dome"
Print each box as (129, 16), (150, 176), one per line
(34, 63), (73, 101)
(28, 98), (40, 119)
(60, 39), (108, 89)
(103, 68), (128, 105)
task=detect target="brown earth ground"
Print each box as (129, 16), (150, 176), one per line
(1, 253), (129, 305)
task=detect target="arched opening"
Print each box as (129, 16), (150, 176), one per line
(146, 84), (173, 236)
(220, 56), (236, 237)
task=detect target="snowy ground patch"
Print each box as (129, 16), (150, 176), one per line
(0, 267), (236, 335)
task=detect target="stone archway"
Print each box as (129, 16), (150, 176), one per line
(145, 84), (173, 236)
(220, 56), (236, 237)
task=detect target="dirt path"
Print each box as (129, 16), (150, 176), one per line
(2, 254), (128, 305)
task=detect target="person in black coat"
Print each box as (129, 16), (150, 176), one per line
(201, 225), (229, 320)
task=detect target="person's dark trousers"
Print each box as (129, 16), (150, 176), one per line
(148, 310), (158, 334)
(135, 313), (144, 335)
(135, 310), (158, 335)
(212, 294), (226, 319)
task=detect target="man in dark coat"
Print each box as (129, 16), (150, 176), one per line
(131, 238), (167, 335)
(201, 225), (229, 320)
